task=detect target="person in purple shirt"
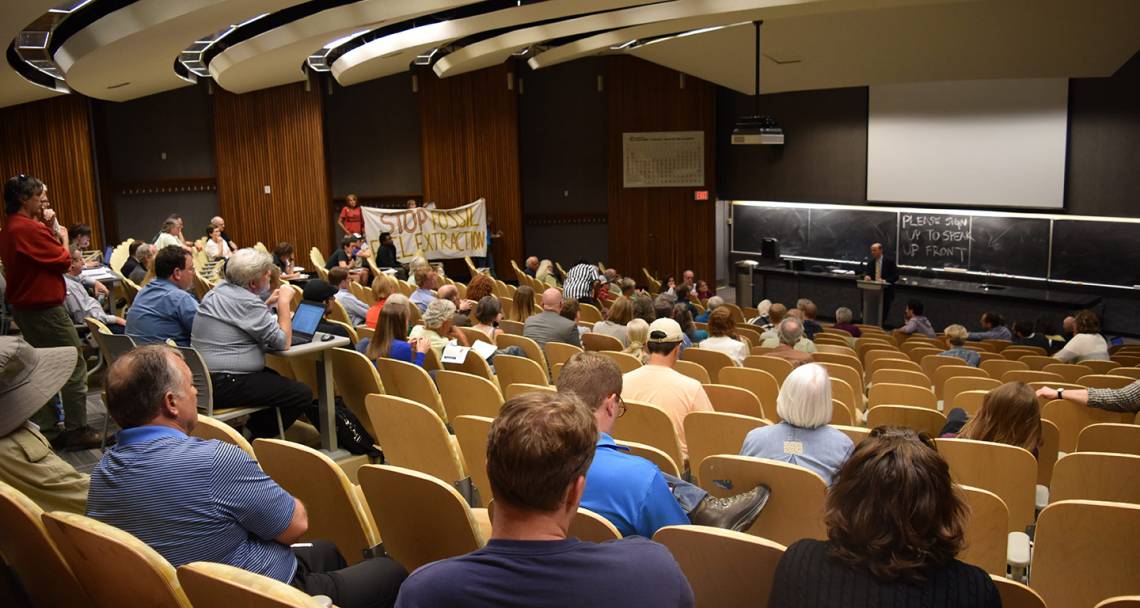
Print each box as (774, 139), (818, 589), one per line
(896, 299), (936, 338)
(395, 391), (694, 608)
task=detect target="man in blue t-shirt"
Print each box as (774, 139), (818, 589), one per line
(395, 391), (694, 608)
(88, 345), (406, 608)
(557, 352), (770, 538)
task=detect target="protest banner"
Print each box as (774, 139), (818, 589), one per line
(362, 198), (486, 263)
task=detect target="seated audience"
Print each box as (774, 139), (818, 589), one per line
(509, 285), (538, 322)
(673, 304), (705, 347)
(698, 308), (749, 365)
(360, 295), (430, 368)
(365, 274), (396, 329)
(119, 240), (143, 277)
(524, 256), (539, 277)
(560, 299), (585, 337)
(465, 273), (496, 303)
(798, 299), (824, 340)
(1061, 315), (1076, 342)
(376, 232), (399, 269)
(560, 353), (769, 538)
(749, 299), (773, 328)
(968, 312), (1011, 341)
(204, 224), (232, 260)
(602, 268), (623, 301)
(760, 311), (817, 354)
(593, 296), (633, 346)
(694, 295), (722, 323)
(939, 324), (980, 366)
(409, 298), (469, 358)
(472, 295), (505, 340)
(394, 390), (693, 607)
(328, 267), (370, 326)
(523, 288), (581, 348)
(406, 256), (430, 286)
(681, 270), (699, 299)
(767, 426), (999, 607)
(300, 280), (356, 342)
(0, 337), (91, 514)
(436, 283), (473, 328)
(535, 259), (558, 288)
(64, 248), (125, 332)
(622, 318), (650, 364)
(941, 382), (1041, 457)
(127, 243), (153, 285)
(1036, 379), (1140, 413)
(653, 294), (675, 320)
(696, 280), (714, 301)
(210, 215), (237, 250)
(765, 318), (815, 367)
(831, 306), (862, 338)
(191, 248), (309, 437)
(409, 266), (437, 313)
(741, 364), (853, 484)
(621, 318), (713, 458)
(271, 242), (302, 281)
(758, 303), (787, 339)
(563, 260), (601, 305)
(326, 234), (369, 285)
(897, 299), (936, 338)
(1052, 309), (1110, 362)
(126, 245), (198, 346)
(1011, 319), (1050, 351)
(89, 346), (406, 607)
(154, 217), (192, 252)
(619, 277), (637, 298)
(631, 293), (656, 324)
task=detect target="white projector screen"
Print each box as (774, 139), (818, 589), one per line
(867, 79), (1068, 209)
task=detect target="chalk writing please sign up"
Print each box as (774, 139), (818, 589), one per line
(622, 131), (705, 188)
(899, 212), (972, 268)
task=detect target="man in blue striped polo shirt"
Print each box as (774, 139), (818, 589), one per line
(87, 345), (405, 607)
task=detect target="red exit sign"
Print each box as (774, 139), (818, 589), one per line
(694, 190), (710, 201)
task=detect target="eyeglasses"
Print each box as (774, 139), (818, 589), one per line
(615, 394), (627, 418)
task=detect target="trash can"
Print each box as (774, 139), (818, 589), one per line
(735, 260), (759, 308)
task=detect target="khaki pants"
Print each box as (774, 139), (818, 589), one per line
(0, 425), (89, 514)
(10, 306), (87, 436)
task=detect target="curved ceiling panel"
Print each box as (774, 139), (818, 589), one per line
(332, 0), (660, 87)
(0, 0), (69, 109)
(210, 0), (479, 94)
(55, 0), (306, 102)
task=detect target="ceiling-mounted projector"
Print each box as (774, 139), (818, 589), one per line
(732, 115), (784, 145)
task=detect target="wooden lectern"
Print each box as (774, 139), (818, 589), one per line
(857, 279), (886, 327)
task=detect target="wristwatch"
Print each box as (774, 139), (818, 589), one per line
(1056, 388), (1065, 400)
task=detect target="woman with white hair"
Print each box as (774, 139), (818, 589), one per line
(622, 318), (650, 364)
(409, 297), (469, 358)
(739, 363), (853, 484)
(749, 299), (773, 328)
(535, 259), (559, 289)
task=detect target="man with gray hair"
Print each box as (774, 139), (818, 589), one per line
(695, 295), (723, 323)
(128, 243), (153, 285)
(766, 318), (814, 367)
(191, 248), (308, 437)
(409, 297), (469, 358)
(832, 306), (862, 337)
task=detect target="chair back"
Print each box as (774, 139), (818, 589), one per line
(868, 356), (925, 378)
(252, 439), (379, 564)
(614, 440), (681, 478)
(869, 367), (931, 389)
(42, 511), (191, 608)
(673, 359), (711, 384)
(577, 302), (603, 323)
(957, 485), (1010, 575)
(815, 343), (856, 356)
(365, 394), (466, 485)
(1096, 598), (1140, 608)
(1041, 399), (1134, 453)
(1078, 423), (1140, 456)
(864, 348), (909, 370)
(951, 389), (991, 417)
(436, 370), (503, 418)
(0, 482), (91, 608)
(991, 576), (1047, 608)
(1031, 500), (1140, 608)
(308, 247), (325, 270)
(865, 404), (947, 436)
(504, 383), (557, 400)
(543, 342), (583, 369)
(357, 465), (484, 572)
(702, 383), (765, 418)
(684, 412), (766, 484)
(1038, 418), (1060, 486)
(1078, 374), (1136, 389)
(1081, 359), (1121, 375)
(920, 354), (969, 379)
(1112, 367), (1140, 380)
(1042, 362), (1094, 384)
(452, 415), (494, 505)
(328, 347), (385, 436)
(735, 325), (765, 348)
(568, 508), (622, 543)
(599, 350), (643, 373)
(931, 365), (990, 399)
(493, 354), (549, 393)
(942, 376), (1001, 408)
(375, 357), (448, 421)
(442, 348), (496, 381)
(718, 367), (780, 420)
(177, 562), (330, 608)
(498, 319), (524, 335)
(653, 525), (785, 608)
(743, 355), (793, 385)
(698, 455), (827, 545)
(1051, 452), (1140, 504)
(905, 346), (943, 364)
(682, 348), (735, 383)
(1018, 354), (1056, 370)
(176, 346), (215, 413)
(495, 333), (549, 372)
(935, 438), (1037, 532)
(190, 416), (256, 460)
(87, 322), (136, 366)
(867, 382), (937, 410)
(980, 358), (1028, 378)
(611, 400), (685, 474)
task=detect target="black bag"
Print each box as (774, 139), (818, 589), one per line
(306, 397), (382, 459)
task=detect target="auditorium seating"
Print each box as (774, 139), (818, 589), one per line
(743, 355), (792, 385)
(1041, 399), (1135, 452)
(703, 383), (765, 418)
(673, 359), (712, 384)
(0, 482), (93, 608)
(682, 348), (735, 383)
(569, 508), (622, 543)
(451, 415), (494, 505)
(1077, 423), (1140, 455)
(936, 438), (1038, 534)
(1030, 500), (1140, 608)
(615, 440), (681, 477)
(374, 357), (449, 421)
(698, 455), (828, 545)
(178, 561), (331, 608)
(654, 525), (785, 607)
(328, 347), (384, 436)
(865, 405), (947, 436)
(1050, 452), (1140, 504)
(190, 416), (257, 460)
(598, 350), (643, 373)
(504, 382), (556, 400)
(436, 370), (503, 418)
(611, 400), (686, 474)
(364, 394), (469, 490)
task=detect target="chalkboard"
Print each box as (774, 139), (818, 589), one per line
(898, 212), (971, 268)
(808, 208), (897, 262)
(970, 216), (1050, 278)
(1051, 220), (1140, 287)
(732, 205), (808, 256)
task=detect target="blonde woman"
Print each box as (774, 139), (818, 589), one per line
(939, 324), (979, 366)
(622, 318), (650, 364)
(509, 285), (538, 322)
(535, 259), (559, 288)
(365, 273), (396, 329)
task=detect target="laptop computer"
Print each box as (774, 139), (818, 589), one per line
(291, 301), (324, 346)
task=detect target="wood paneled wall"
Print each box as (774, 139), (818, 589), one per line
(418, 63), (522, 278)
(606, 56), (717, 285)
(0, 96), (101, 247)
(213, 82), (331, 265)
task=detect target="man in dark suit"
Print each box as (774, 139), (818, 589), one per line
(862, 242), (899, 325)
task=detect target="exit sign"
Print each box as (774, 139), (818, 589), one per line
(694, 190), (709, 201)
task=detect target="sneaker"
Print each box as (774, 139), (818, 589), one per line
(688, 485), (771, 532)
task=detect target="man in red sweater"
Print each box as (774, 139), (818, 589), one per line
(0, 175), (101, 450)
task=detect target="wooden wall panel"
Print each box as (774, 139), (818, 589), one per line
(418, 63), (522, 278)
(607, 56), (717, 285)
(213, 82), (330, 266)
(0, 96), (101, 247)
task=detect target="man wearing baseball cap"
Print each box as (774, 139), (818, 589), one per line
(0, 336), (91, 513)
(620, 317), (714, 458)
(301, 278), (354, 342)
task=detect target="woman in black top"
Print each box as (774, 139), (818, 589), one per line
(768, 426), (1000, 608)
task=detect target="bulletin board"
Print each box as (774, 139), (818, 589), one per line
(622, 131), (705, 188)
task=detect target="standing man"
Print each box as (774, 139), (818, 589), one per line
(563, 260), (601, 305)
(0, 176), (101, 450)
(861, 242), (899, 324)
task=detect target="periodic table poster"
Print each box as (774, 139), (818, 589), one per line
(622, 131), (705, 188)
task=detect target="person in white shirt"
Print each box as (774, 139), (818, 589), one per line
(1052, 309), (1110, 363)
(698, 308), (749, 365)
(203, 224), (232, 260)
(64, 248), (125, 331)
(328, 267), (370, 326)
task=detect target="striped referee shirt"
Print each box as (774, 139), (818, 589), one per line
(563, 264), (600, 300)
(87, 425), (298, 582)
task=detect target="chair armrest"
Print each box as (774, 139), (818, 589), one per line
(1007, 531), (1031, 568)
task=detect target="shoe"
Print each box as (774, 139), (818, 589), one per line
(688, 485), (771, 532)
(51, 426), (113, 451)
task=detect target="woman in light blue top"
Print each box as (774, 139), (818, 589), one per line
(739, 363), (854, 485)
